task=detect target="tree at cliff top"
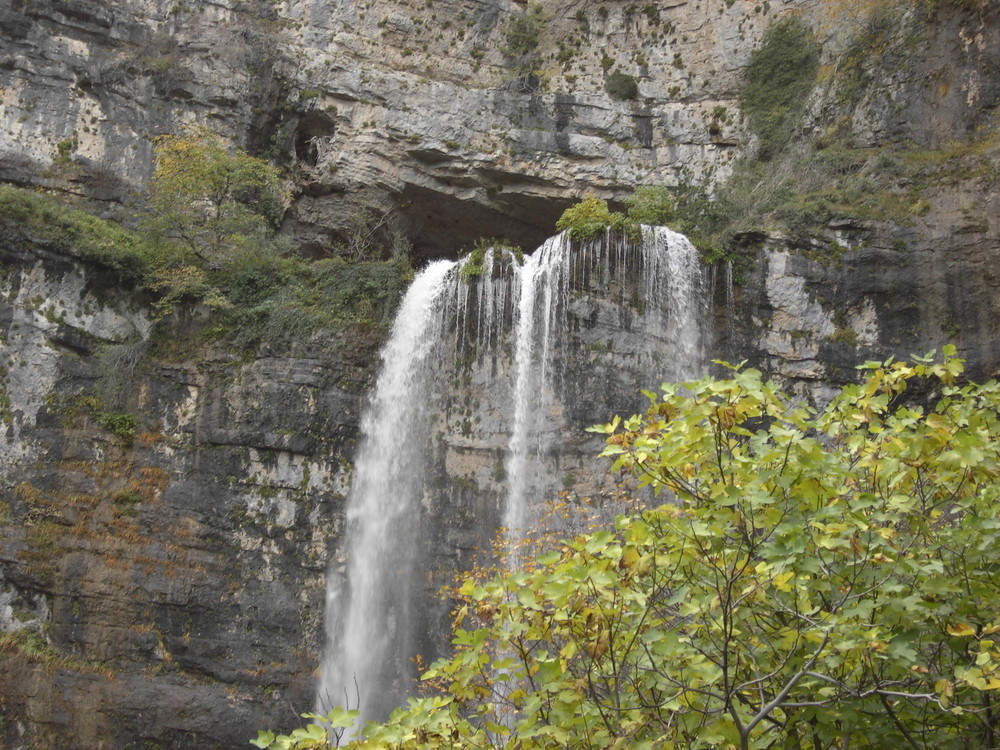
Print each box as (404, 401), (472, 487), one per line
(257, 347), (1000, 750)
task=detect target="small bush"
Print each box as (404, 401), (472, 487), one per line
(623, 186), (674, 225)
(556, 195), (626, 241)
(605, 71), (639, 100)
(96, 411), (138, 443)
(503, 3), (545, 87)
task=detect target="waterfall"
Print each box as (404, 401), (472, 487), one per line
(317, 260), (455, 731)
(503, 226), (705, 545)
(318, 227), (709, 737)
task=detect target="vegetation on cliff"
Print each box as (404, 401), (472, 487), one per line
(258, 349), (1000, 750)
(555, 188), (674, 243)
(654, 4), (998, 260)
(0, 131), (413, 350)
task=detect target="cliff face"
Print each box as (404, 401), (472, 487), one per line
(1, 0), (998, 746)
(0, 221), (379, 745)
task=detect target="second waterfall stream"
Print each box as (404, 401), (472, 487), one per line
(317, 227), (710, 738)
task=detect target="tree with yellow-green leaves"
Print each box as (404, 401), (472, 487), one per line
(144, 128), (286, 264)
(257, 346), (1000, 750)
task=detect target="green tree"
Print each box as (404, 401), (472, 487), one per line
(555, 194), (625, 240)
(144, 128), (286, 263)
(258, 347), (1000, 749)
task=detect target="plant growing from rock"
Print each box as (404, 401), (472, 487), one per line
(143, 127), (287, 264)
(555, 194), (626, 240)
(502, 3), (545, 92)
(456, 238), (524, 283)
(739, 17), (820, 160)
(605, 71), (639, 100)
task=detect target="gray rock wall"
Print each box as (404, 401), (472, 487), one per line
(0, 225), (378, 747)
(0, 0), (998, 746)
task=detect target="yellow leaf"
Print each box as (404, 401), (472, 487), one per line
(947, 623), (977, 637)
(935, 678), (954, 707)
(773, 571), (794, 592)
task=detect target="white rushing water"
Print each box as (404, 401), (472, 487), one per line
(318, 228), (708, 737)
(317, 260), (455, 734)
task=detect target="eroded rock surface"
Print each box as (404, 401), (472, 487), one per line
(1, 0), (999, 746)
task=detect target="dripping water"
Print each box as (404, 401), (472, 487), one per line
(503, 226), (706, 544)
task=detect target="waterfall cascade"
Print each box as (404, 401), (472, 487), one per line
(317, 227), (710, 738)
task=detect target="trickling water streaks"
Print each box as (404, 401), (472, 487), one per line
(503, 228), (706, 544)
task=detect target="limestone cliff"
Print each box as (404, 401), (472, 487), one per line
(0, 0), (998, 747)
(0, 219), (376, 745)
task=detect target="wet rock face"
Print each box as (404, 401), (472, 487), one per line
(0, 229), (380, 747)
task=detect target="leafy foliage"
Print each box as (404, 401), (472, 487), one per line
(605, 72), (639, 101)
(143, 128), (287, 262)
(1, 131), (413, 350)
(558, 188), (711, 257)
(457, 238), (524, 283)
(503, 4), (546, 91)
(251, 708), (359, 750)
(555, 194), (626, 241)
(262, 349), (1000, 749)
(621, 186), (674, 226)
(95, 410), (138, 444)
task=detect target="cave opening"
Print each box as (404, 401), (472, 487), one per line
(293, 111), (337, 167)
(395, 183), (575, 262)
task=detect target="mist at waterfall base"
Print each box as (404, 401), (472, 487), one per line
(317, 227), (711, 738)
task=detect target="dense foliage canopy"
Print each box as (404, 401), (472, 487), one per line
(144, 128), (286, 262)
(256, 348), (1000, 750)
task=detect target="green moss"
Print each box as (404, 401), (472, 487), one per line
(457, 239), (524, 283)
(0, 627), (115, 677)
(828, 327), (859, 346)
(0, 366), (11, 425)
(834, 7), (919, 110)
(0, 185), (155, 284)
